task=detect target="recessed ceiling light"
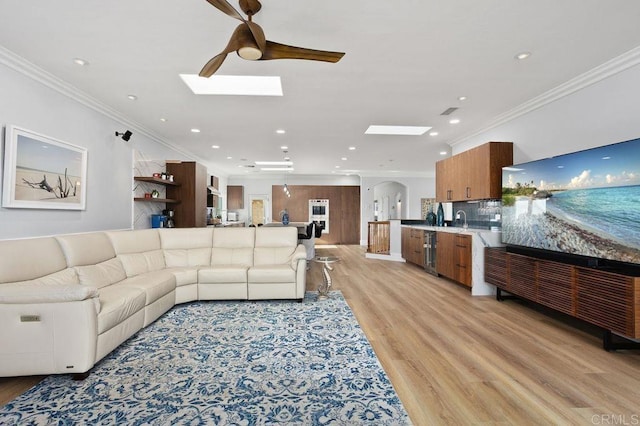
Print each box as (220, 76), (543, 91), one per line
(160, 118), (167, 122)
(458, 96), (467, 101)
(348, 146), (356, 150)
(73, 58), (88, 66)
(261, 167), (294, 171)
(365, 125), (431, 135)
(335, 165), (340, 169)
(227, 156), (233, 160)
(341, 157), (347, 161)
(276, 129), (286, 134)
(211, 145), (220, 149)
(515, 51), (532, 60)
(440, 151), (448, 155)
(283, 157), (291, 161)
(280, 145), (288, 150)
(179, 74), (283, 96)
(429, 131), (439, 136)
(191, 128), (201, 133)
(255, 161), (293, 166)
(127, 94), (137, 101)
(449, 119), (460, 124)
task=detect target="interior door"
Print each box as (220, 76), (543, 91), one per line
(249, 195), (270, 226)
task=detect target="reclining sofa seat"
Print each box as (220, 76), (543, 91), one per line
(0, 237), (98, 376)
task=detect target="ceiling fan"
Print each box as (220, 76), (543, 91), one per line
(200, 0), (345, 77)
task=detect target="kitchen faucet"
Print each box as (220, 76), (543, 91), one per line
(455, 210), (468, 229)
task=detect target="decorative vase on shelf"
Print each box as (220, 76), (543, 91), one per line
(436, 203), (445, 226)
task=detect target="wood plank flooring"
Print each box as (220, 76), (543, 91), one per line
(2, 245), (639, 425)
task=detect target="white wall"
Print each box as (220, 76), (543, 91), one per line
(452, 63), (640, 163)
(360, 176), (436, 244)
(0, 62), (191, 239)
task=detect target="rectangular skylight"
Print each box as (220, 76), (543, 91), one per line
(180, 74), (283, 96)
(255, 161), (293, 166)
(365, 125), (432, 135)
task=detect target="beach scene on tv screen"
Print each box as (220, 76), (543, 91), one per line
(502, 138), (640, 265)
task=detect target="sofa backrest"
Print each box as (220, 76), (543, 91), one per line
(56, 232), (126, 289)
(0, 237), (71, 284)
(159, 228), (213, 267)
(211, 227), (255, 266)
(106, 229), (165, 277)
(253, 227), (298, 265)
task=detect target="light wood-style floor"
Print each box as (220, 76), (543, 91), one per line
(2, 245), (639, 425)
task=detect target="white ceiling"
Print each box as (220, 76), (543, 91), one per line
(1, 0), (640, 178)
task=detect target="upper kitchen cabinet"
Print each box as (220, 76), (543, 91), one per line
(436, 141), (513, 202)
(227, 185), (244, 210)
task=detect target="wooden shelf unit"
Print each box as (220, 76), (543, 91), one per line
(134, 176), (181, 186)
(485, 247), (640, 344)
(133, 197), (179, 203)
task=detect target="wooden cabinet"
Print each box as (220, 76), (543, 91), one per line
(207, 176), (219, 208)
(485, 248), (640, 340)
(436, 141), (513, 202)
(437, 232), (472, 287)
(227, 185), (244, 210)
(402, 227), (425, 267)
(166, 161), (207, 228)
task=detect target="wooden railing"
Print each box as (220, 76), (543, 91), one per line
(368, 221), (390, 254)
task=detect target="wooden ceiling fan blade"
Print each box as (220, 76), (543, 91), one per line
(199, 52), (229, 77)
(261, 41), (345, 62)
(205, 0), (245, 21)
(239, 0), (262, 17)
(245, 21), (266, 52)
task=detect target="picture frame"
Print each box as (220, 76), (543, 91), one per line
(2, 125), (87, 210)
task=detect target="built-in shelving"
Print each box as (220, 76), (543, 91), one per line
(134, 176), (181, 186)
(133, 197), (179, 203)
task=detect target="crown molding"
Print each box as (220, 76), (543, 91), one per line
(0, 45), (205, 164)
(450, 45), (640, 147)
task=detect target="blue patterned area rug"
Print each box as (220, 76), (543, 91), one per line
(1, 291), (411, 425)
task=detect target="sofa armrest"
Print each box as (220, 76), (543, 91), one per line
(290, 245), (307, 269)
(0, 283), (98, 304)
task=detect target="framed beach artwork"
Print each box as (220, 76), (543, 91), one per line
(2, 126), (87, 210)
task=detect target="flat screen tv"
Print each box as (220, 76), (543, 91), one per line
(501, 137), (640, 273)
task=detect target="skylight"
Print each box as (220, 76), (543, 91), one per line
(179, 74), (283, 96)
(365, 125), (432, 136)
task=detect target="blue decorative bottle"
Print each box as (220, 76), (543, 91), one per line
(436, 203), (445, 226)
(281, 209), (290, 225)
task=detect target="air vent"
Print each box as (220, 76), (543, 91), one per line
(440, 107), (458, 116)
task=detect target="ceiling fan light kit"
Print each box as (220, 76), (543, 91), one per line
(200, 0), (344, 77)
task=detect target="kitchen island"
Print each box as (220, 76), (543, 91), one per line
(401, 224), (503, 296)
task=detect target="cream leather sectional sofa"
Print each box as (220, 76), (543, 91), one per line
(0, 226), (306, 378)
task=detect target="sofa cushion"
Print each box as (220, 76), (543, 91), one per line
(107, 230), (165, 277)
(211, 227), (255, 266)
(164, 267), (198, 287)
(248, 265), (296, 283)
(253, 227), (298, 266)
(56, 232), (116, 267)
(116, 271), (176, 305)
(0, 237), (67, 283)
(0, 282), (97, 304)
(199, 266), (248, 284)
(117, 250), (166, 277)
(159, 228), (213, 267)
(75, 258), (127, 289)
(96, 286), (146, 334)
